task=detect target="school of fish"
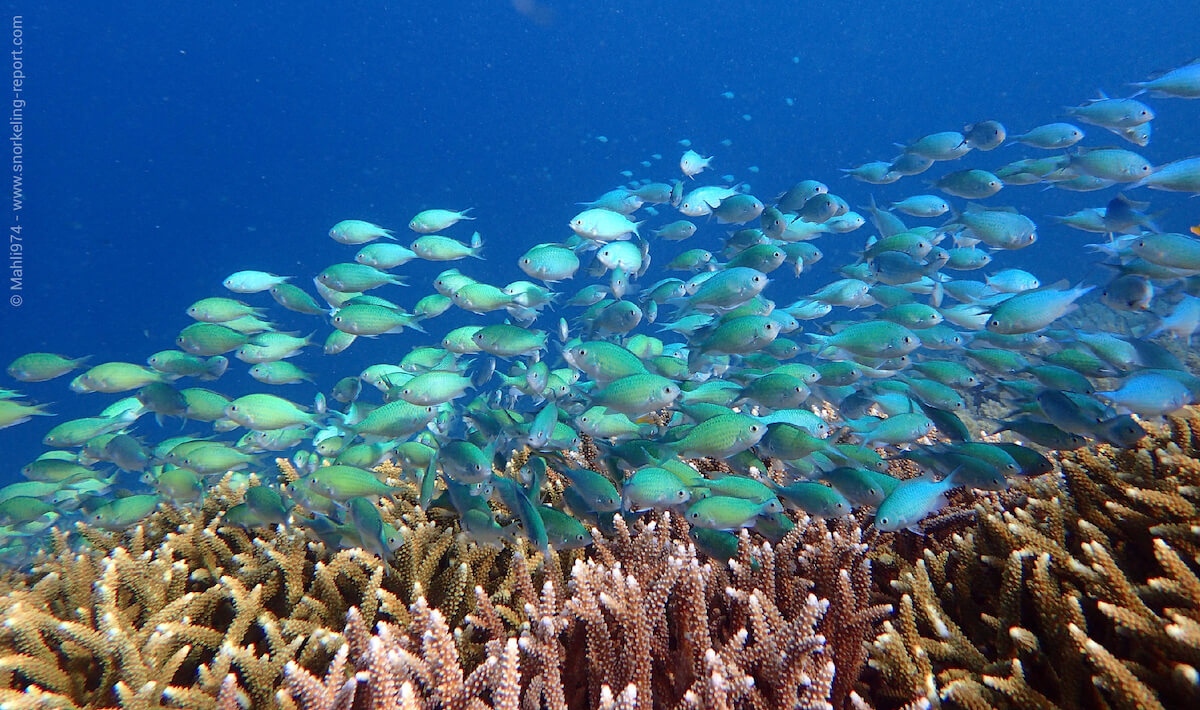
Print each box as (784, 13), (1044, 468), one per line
(2, 58), (1200, 563)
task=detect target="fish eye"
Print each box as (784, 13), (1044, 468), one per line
(879, 516), (889, 525)
(989, 320), (999, 327)
(230, 405), (239, 411)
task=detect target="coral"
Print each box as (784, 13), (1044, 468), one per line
(0, 462), (893, 710)
(0, 471), (497, 710)
(28, 402), (1200, 710)
(866, 407), (1200, 709)
(278, 511), (890, 710)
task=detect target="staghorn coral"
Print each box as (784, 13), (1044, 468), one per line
(0, 471), (503, 710)
(14, 405), (1200, 710)
(0, 459), (895, 710)
(279, 511), (891, 710)
(866, 406), (1200, 710)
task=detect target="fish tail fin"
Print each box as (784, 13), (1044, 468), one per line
(461, 207), (476, 219)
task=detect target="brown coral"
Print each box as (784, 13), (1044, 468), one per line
(0, 453), (896, 710)
(866, 407), (1200, 709)
(277, 511), (889, 710)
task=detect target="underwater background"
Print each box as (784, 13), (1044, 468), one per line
(6, 3), (1200, 709)
(4, 0), (1200, 473)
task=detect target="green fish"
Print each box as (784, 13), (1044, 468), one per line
(346, 497), (390, 558)
(330, 219), (395, 245)
(332, 304), (421, 336)
(685, 495), (767, 530)
(249, 361), (314, 386)
(0, 496), (57, 525)
(0, 399), (53, 430)
(875, 472), (960, 532)
(821, 467), (899, 507)
(986, 282), (1093, 334)
(176, 323), (250, 356)
(471, 325), (546, 358)
(771, 481), (851, 517)
(351, 399), (436, 438)
(43, 414), (132, 448)
(593, 373), (680, 417)
(186, 297), (265, 323)
(409, 208), (475, 233)
(810, 321), (920, 359)
(672, 413), (765, 459)
(156, 467), (205, 502)
(561, 467), (621, 513)
(622, 466), (691, 512)
(306, 465), (404, 500)
(411, 233), (484, 261)
(147, 350), (227, 379)
(535, 505), (591, 549)
(7, 353), (89, 382)
(225, 393), (316, 430)
(270, 283), (329, 315)
(87, 494), (160, 530)
(356, 242), (418, 269)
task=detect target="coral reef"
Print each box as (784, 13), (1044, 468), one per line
(278, 512), (890, 709)
(0, 472), (500, 710)
(866, 408), (1200, 709)
(7, 408), (1200, 708)
(0, 467), (891, 709)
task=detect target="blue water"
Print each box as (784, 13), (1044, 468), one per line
(3, 0), (1199, 475)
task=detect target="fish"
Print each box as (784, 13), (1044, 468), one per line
(223, 270), (290, 293)
(408, 208), (475, 233)
(680, 149), (713, 178)
(329, 220), (395, 245)
(1065, 95), (1154, 129)
(411, 233), (485, 260)
(962, 120), (1006, 150)
(934, 169), (1003, 199)
(1130, 58), (1200, 99)
(1010, 122), (1085, 149)
(985, 282), (1094, 334)
(7, 353), (90, 382)
(1130, 156), (1200, 193)
(14, 55), (1200, 566)
(874, 472), (960, 532)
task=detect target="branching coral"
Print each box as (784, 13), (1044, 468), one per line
(0, 456), (896, 710)
(866, 407), (1200, 709)
(278, 512), (891, 710)
(0, 472), (495, 710)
